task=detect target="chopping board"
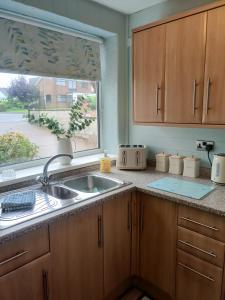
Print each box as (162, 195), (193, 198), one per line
(147, 177), (215, 200)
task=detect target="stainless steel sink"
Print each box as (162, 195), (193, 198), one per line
(41, 185), (78, 200)
(0, 174), (129, 230)
(63, 175), (124, 194)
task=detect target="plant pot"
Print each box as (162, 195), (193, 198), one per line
(57, 137), (73, 165)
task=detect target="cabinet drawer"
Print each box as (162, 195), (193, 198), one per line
(176, 249), (223, 300)
(178, 205), (225, 242)
(0, 226), (49, 276)
(177, 226), (225, 267)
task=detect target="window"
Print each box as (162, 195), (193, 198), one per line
(0, 73), (100, 167)
(57, 95), (67, 102)
(56, 79), (66, 86)
(46, 95), (52, 102)
(68, 80), (76, 90)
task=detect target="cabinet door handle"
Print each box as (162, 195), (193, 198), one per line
(192, 80), (197, 116)
(178, 262), (215, 282)
(206, 78), (212, 115)
(42, 270), (49, 300)
(136, 151), (140, 166)
(140, 200), (144, 232)
(0, 250), (29, 267)
(156, 84), (161, 115)
(98, 215), (103, 248)
(178, 239), (216, 258)
(179, 216), (219, 231)
(128, 200), (132, 231)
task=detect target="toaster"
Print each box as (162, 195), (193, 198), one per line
(116, 145), (147, 170)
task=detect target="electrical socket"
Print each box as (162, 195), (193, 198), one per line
(196, 140), (214, 151)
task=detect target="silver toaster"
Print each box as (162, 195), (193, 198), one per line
(116, 145), (147, 170)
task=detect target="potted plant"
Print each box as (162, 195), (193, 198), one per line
(28, 98), (93, 165)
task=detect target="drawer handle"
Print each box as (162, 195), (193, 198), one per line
(0, 250), (29, 267)
(178, 262), (215, 282)
(178, 240), (216, 258)
(180, 217), (219, 231)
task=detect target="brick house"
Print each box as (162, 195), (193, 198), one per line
(30, 77), (96, 109)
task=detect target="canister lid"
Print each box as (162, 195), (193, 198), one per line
(169, 154), (184, 159)
(184, 155), (200, 161)
(156, 152), (170, 157)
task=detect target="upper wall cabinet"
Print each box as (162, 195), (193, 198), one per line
(133, 1), (225, 127)
(203, 7), (225, 124)
(165, 13), (207, 124)
(133, 25), (165, 123)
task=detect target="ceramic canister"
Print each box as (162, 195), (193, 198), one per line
(169, 154), (184, 175)
(155, 152), (170, 172)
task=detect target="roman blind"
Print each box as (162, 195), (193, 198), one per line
(0, 17), (101, 81)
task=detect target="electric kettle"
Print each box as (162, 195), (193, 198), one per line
(211, 154), (225, 184)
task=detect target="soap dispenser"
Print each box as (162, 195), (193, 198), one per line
(100, 151), (111, 173)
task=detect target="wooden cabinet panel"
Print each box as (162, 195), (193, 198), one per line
(0, 254), (50, 300)
(103, 192), (132, 296)
(177, 226), (225, 267)
(139, 193), (176, 298)
(50, 206), (103, 300)
(176, 250), (223, 300)
(165, 13), (206, 123)
(178, 205), (225, 242)
(203, 6), (225, 124)
(0, 226), (49, 277)
(133, 25), (165, 123)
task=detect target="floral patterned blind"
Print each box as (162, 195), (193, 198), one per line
(0, 17), (101, 81)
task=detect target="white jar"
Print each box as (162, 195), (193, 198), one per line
(183, 156), (200, 178)
(155, 153), (170, 172)
(57, 137), (73, 165)
(169, 154), (184, 175)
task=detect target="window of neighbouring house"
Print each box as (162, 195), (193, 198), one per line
(0, 72), (100, 167)
(56, 79), (66, 86)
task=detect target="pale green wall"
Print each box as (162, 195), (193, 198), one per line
(128, 0), (225, 168)
(6, 0), (129, 152)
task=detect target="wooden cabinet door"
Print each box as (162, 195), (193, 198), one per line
(139, 193), (176, 299)
(103, 192), (132, 296)
(50, 206), (103, 300)
(133, 25), (165, 123)
(165, 13), (206, 123)
(203, 6), (225, 124)
(0, 254), (50, 300)
(176, 250), (223, 300)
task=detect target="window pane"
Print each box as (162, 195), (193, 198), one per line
(0, 73), (99, 167)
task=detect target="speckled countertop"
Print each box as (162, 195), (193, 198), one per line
(0, 166), (225, 244)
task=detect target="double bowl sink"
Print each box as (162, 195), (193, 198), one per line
(41, 174), (123, 201)
(0, 175), (128, 229)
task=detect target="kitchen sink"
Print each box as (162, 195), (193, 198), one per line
(63, 175), (124, 194)
(41, 185), (78, 200)
(0, 174), (129, 230)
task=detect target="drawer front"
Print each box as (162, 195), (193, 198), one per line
(0, 226), (49, 276)
(176, 249), (223, 300)
(178, 226), (225, 267)
(178, 205), (225, 242)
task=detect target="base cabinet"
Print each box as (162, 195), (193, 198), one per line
(50, 206), (104, 300)
(0, 254), (50, 300)
(103, 192), (132, 296)
(138, 193), (177, 299)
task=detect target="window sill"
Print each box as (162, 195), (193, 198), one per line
(0, 153), (116, 188)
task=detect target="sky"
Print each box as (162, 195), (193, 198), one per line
(0, 73), (38, 88)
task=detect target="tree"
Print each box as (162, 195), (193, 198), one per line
(7, 76), (40, 108)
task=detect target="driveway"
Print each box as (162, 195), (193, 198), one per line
(0, 112), (97, 159)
